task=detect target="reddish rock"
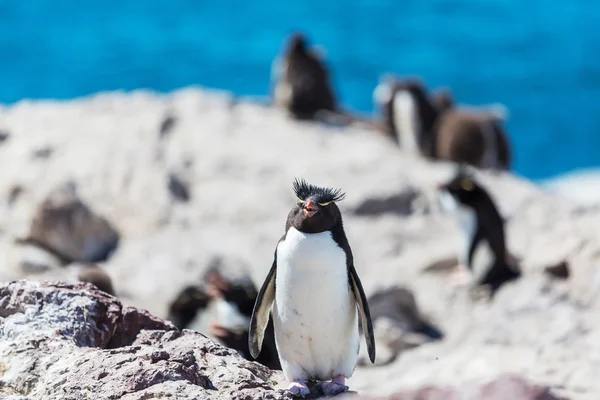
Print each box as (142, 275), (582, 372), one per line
(0, 280), (291, 400)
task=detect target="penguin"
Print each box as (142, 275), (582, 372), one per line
(206, 269), (281, 370)
(211, 319), (281, 370)
(372, 76), (511, 170)
(372, 75), (438, 153)
(165, 265), (281, 370)
(359, 286), (443, 366)
(166, 285), (212, 330)
(249, 178), (376, 397)
(75, 264), (116, 296)
(368, 286), (443, 342)
(271, 33), (338, 120)
(437, 168), (521, 293)
(431, 88), (512, 171)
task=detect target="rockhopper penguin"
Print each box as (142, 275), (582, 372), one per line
(271, 33), (338, 120)
(249, 179), (376, 397)
(372, 76), (511, 171)
(437, 168), (521, 293)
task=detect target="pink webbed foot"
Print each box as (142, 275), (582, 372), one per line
(288, 380), (310, 397)
(321, 375), (348, 396)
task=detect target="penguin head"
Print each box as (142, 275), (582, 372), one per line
(287, 33), (309, 58)
(437, 168), (486, 210)
(288, 178), (346, 234)
(373, 76), (432, 142)
(431, 87), (455, 112)
(401, 78), (432, 105)
(204, 266), (258, 318)
(373, 75), (426, 107)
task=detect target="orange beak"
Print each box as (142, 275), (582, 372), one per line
(303, 199), (319, 217)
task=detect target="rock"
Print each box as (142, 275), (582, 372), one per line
(21, 182), (120, 264)
(159, 114), (177, 139)
(0, 280), (291, 400)
(30, 146), (54, 160)
(352, 188), (421, 217)
(544, 261), (570, 280)
(2, 88), (600, 398)
(7, 184), (24, 206)
(0, 130), (9, 143)
(168, 172), (191, 203)
(344, 375), (565, 399)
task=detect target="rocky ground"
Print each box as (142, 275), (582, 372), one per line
(0, 88), (599, 399)
(0, 280), (565, 399)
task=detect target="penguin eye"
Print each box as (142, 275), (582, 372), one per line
(297, 198), (305, 204)
(461, 179), (474, 191)
(318, 201), (332, 207)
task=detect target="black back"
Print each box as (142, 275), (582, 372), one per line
(367, 286), (443, 340)
(284, 33), (337, 119)
(166, 285), (211, 329)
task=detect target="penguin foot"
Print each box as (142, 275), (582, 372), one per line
(288, 380), (310, 397)
(321, 375), (348, 396)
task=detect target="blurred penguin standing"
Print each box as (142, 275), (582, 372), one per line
(249, 179), (375, 397)
(271, 33), (338, 120)
(437, 168), (521, 293)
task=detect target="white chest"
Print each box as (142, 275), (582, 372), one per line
(273, 227), (359, 380)
(277, 228), (347, 272)
(438, 192), (494, 282)
(456, 205), (477, 265)
(457, 205), (495, 282)
(275, 228), (350, 311)
(392, 90), (421, 154)
(186, 297), (249, 334)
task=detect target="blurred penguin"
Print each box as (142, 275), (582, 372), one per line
(358, 286), (443, 366)
(437, 167), (521, 294)
(166, 259), (281, 369)
(271, 33), (338, 120)
(373, 76), (511, 170)
(73, 263), (116, 296)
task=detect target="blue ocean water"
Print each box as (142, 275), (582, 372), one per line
(1, 1), (599, 180)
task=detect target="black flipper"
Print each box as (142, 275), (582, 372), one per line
(248, 251), (277, 360)
(348, 264), (376, 364)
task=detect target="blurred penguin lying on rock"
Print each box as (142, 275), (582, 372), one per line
(436, 167), (521, 295)
(373, 75), (511, 171)
(74, 263), (116, 296)
(358, 286), (443, 366)
(166, 258), (280, 369)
